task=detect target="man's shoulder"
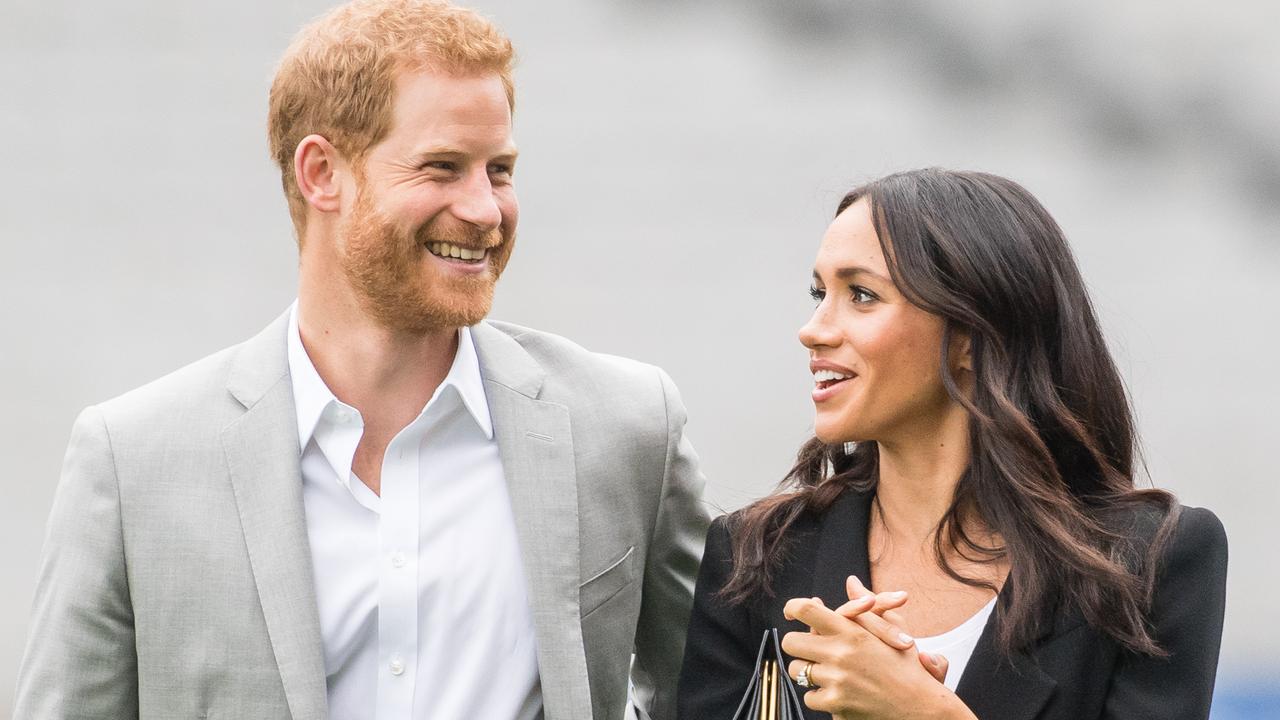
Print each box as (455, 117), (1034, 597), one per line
(93, 311), (288, 430)
(91, 307), (292, 444)
(482, 319), (669, 394)
(478, 320), (683, 442)
(92, 342), (246, 429)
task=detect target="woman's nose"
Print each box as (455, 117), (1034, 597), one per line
(799, 307), (841, 349)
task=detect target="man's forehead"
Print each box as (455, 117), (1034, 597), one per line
(382, 70), (514, 151)
(391, 67), (509, 110)
(404, 139), (519, 159)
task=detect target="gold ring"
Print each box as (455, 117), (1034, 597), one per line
(796, 661), (817, 689)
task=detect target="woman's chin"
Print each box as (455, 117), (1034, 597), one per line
(814, 424), (865, 446)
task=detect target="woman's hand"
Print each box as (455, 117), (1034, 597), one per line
(832, 576), (949, 684)
(782, 592), (973, 720)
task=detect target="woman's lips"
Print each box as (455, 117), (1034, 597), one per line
(812, 375), (854, 403)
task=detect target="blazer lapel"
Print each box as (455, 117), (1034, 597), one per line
(955, 616), (1057, 719)
(810, 489), (874, 609)
(472, 322), (593, 720)
(222, 312), (328, 720)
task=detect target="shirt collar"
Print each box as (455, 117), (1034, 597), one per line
(447, 323), (494, 440)
(286, 301), (494, 451)
(286, 302), (339, 452)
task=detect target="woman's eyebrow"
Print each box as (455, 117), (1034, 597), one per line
(828, 265), (890, 283)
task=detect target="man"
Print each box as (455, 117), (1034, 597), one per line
(14, 1), (709, 718)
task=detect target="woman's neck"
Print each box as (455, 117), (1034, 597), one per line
(873, 403), (972, 544)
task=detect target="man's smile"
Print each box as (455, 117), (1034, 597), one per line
(426, 241), (488, 263)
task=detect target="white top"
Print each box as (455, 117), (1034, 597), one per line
(913, 597), (998, 691)
(288, 303), (542, 719)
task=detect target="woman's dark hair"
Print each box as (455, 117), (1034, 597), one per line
(722, 168), (1178, 657)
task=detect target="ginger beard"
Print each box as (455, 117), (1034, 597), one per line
(340, 181), (514, 335)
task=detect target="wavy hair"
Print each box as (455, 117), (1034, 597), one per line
(721, 169), (1177, 656)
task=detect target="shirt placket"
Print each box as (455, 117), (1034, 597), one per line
(375, 424), (421, 716)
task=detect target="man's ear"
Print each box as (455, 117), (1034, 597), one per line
(294, 134), (345, 215)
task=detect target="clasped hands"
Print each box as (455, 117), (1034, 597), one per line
(781, 576), (971, 720)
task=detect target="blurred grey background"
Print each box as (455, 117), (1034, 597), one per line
(2, 0), (1277, 717)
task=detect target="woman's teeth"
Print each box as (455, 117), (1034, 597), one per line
(427, 242), (487, 262)
(813, 369), (852, 385)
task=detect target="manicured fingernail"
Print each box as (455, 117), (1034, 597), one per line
(898, 632), (914, 645)
(928, 653), (941, 666)
(887, 591), (907, 599)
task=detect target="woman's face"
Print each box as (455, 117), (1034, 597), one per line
(799, 199), (966, 445)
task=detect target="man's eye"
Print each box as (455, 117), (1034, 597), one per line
(423, 161), (456, 172)
(489, 163), (513, 176)
(808, 286), (825, 303)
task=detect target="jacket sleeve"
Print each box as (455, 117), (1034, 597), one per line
(675, 515), (761, 720)
(1101, 506), (1228, 720)
(630, 368), (713, 720)
(15, 405), (140, 719)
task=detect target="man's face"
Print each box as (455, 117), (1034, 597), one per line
(339, 69), (518, 334)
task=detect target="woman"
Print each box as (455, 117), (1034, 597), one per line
(677, 169), (1227, 720)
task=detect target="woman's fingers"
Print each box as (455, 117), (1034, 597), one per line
(881, 608), (908, 628)
(840, 575), (908, 614)
(849, 604), (915, 650)
(834, 591), (907, 618)
(834, 577), (915, 650)
(919, 651), (949, 684)
(786, 658), (826, 688)
(781, 628), (834, 663)
(786, 595), (869, 635)
(783, 596), (862, 636)
(846, 574), (871, 598)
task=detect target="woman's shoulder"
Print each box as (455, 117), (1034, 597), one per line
(713, 485), (869, 546)
(1104, 500), (1227, 577)
(1164, 505), (1226, 545)
(705, 485), (872, 594)
(1158, 504), (1227, 577)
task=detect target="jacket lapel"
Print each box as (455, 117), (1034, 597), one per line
(810, 489), (874, 609)
(472, 322), (593, 720)
(955, 616), (1057, 719)
(222, 312), (328, 720)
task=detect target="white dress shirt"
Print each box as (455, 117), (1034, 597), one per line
(287, 304), (542, 719)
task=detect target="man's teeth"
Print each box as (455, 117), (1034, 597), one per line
(813, 369), (852, 383)
(427, 242), (487, 261)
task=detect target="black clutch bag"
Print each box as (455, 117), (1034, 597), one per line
(730, 628), (807, 720)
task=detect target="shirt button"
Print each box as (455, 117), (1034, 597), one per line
(391, 551), (406, 568)
(389, 655), (405, 676)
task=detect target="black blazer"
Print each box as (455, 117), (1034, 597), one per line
(676, 489), (1228, 720)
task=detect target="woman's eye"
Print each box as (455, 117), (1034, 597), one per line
(850, 285), (877, 304)
(808, 286), (826, 303)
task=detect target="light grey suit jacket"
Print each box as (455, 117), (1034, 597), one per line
(15, 311), (710, 720)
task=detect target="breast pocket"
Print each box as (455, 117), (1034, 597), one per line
(579, 545), (637, 619)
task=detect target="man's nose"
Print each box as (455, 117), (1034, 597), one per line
(449, 170), (502, 232)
